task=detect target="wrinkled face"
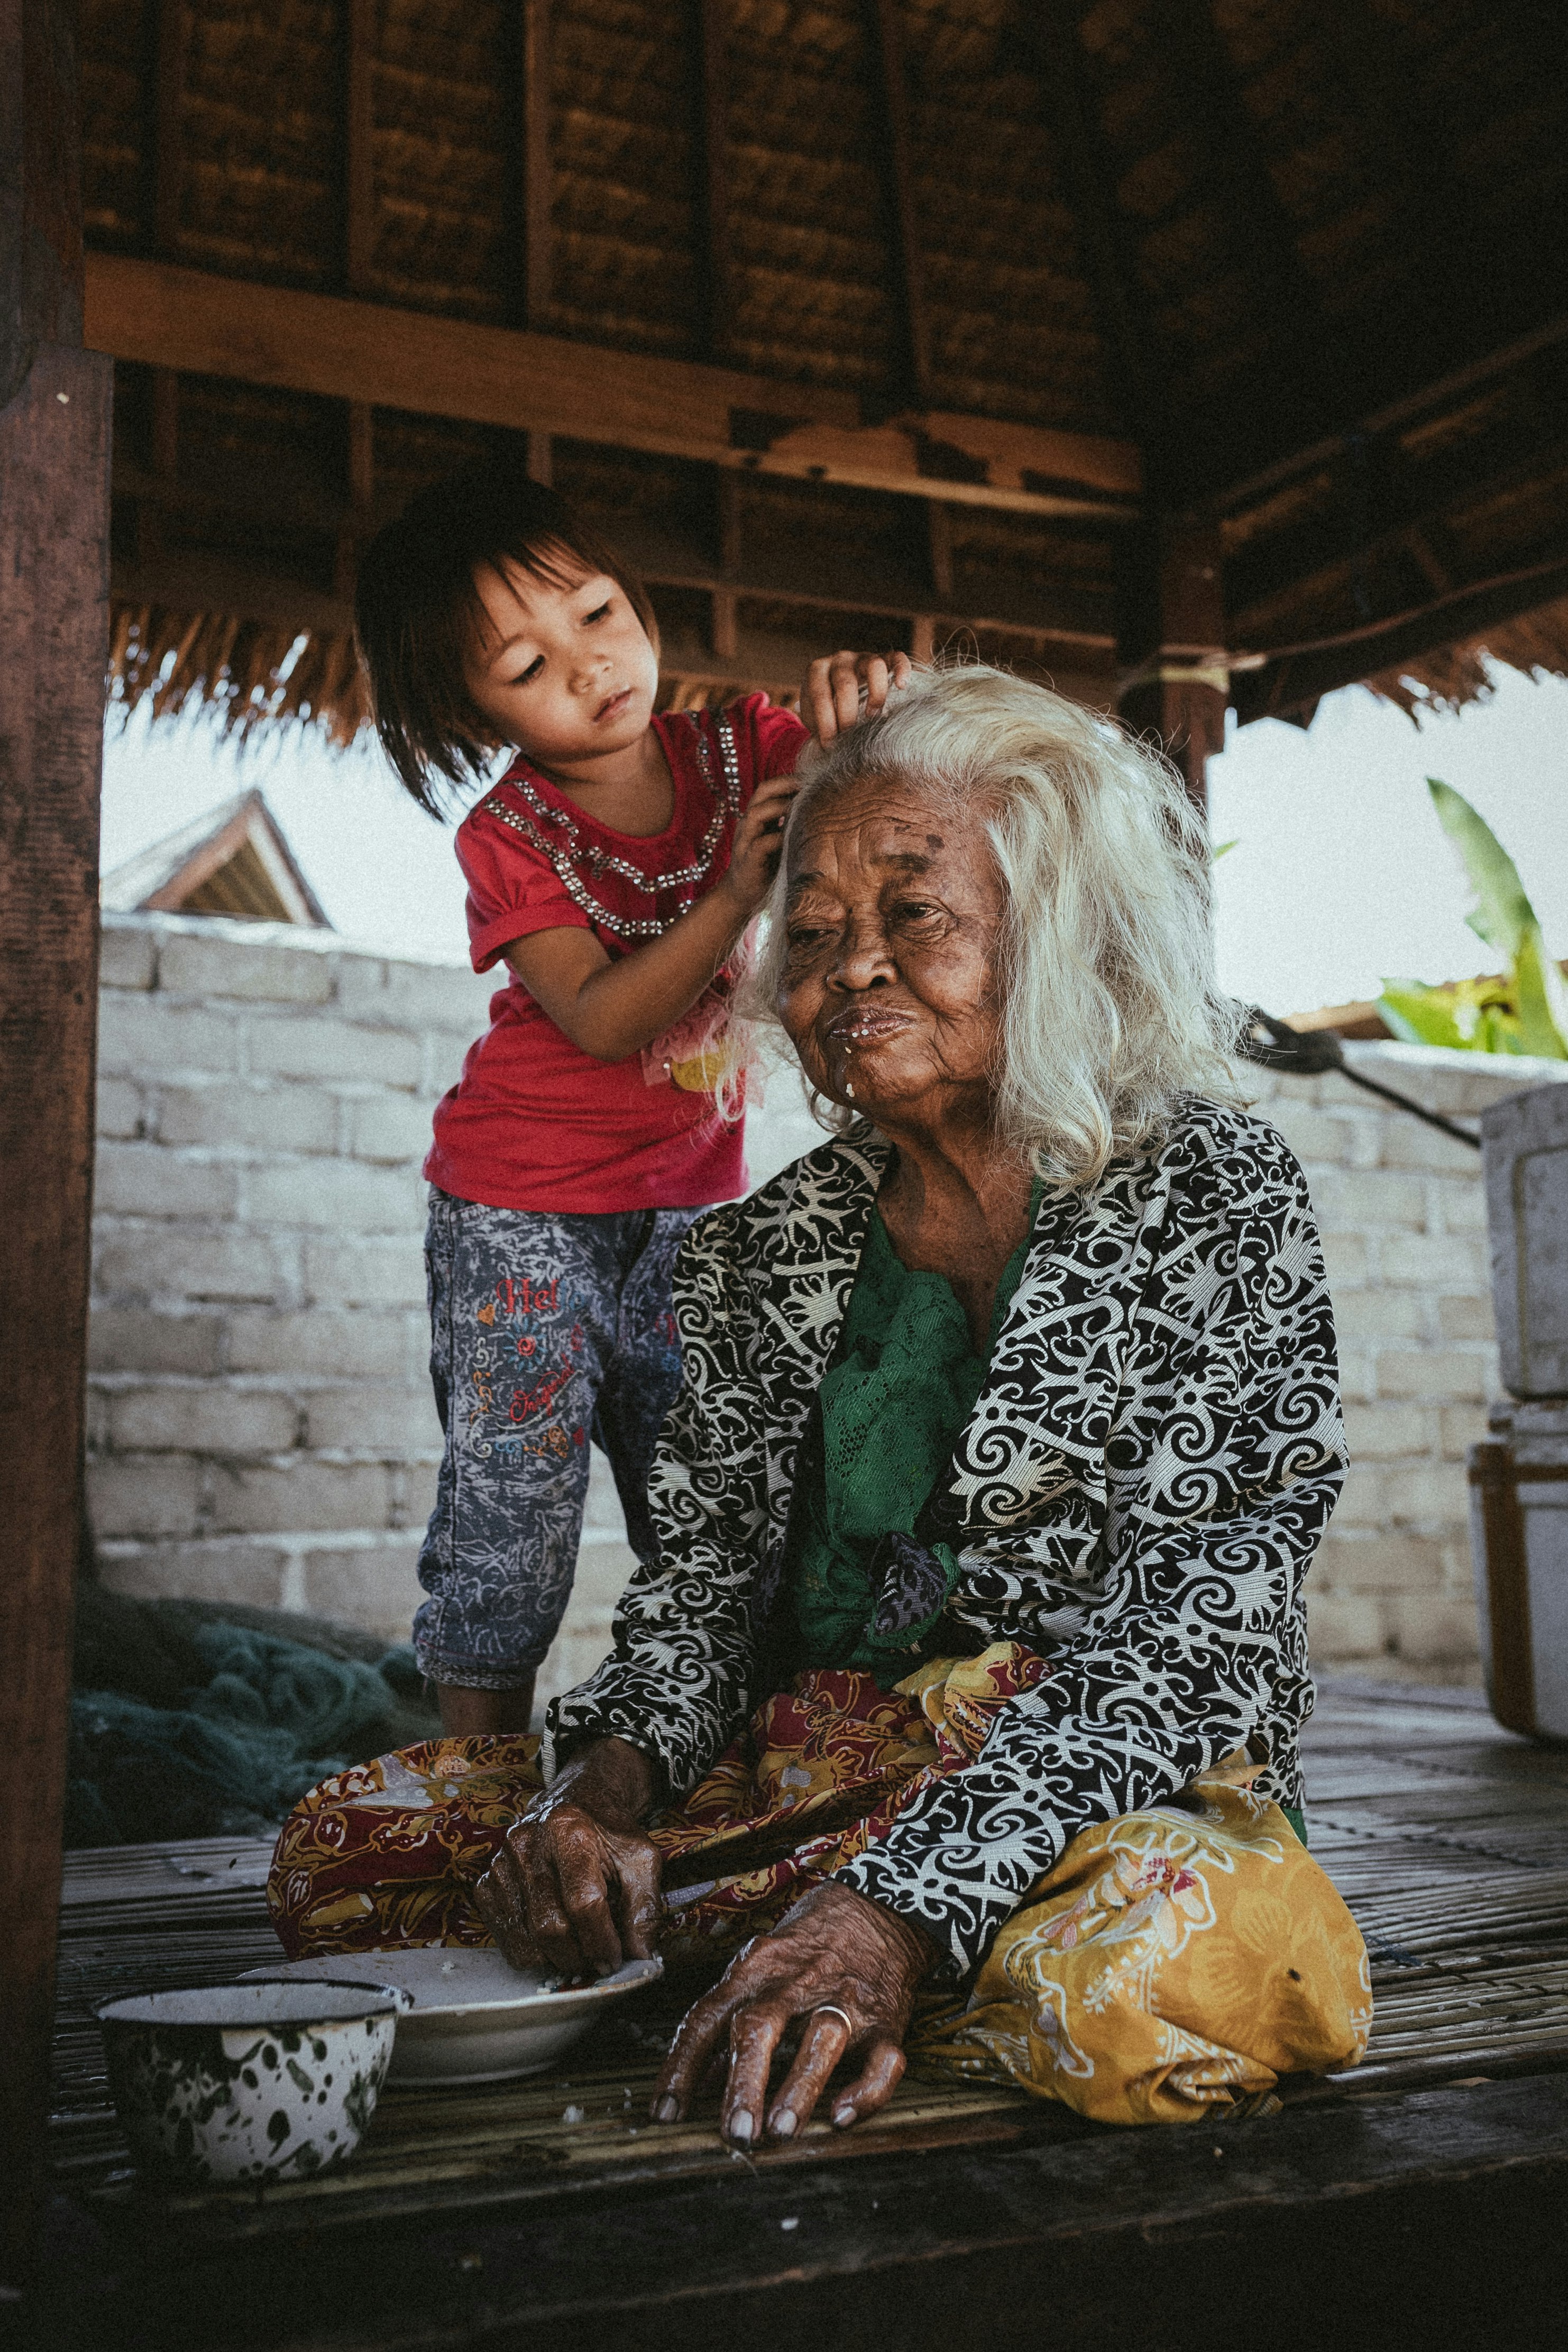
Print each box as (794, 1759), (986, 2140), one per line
(775, 773), (1006, 1126)
(462, 556), (659, 765)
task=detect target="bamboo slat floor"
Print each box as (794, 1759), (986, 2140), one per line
(35, 1680), (1568, 2350)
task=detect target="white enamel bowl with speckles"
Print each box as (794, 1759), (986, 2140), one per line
(97, 1980), (402, 2186)
(242, 1950), (663, 2084)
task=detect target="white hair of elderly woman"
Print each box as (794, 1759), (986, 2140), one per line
(726, 662), (1244, 1190)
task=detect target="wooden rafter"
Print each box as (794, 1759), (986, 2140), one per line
(515, 0), (553, 485)
(340, 0), (375, 591)
(1153, 0), (1354, 467)
(519, 0), (552, 328)
(1026, 1), (1164, 459)
(85, 254), (1142, 520)
(138, 3), (186, 595)
(344, 0), (374, 296)
(692, 0), (730, 361)
(867, 0), (931, 409)
(1233, 551), (1568, 722)
(150, 0), (181, 255)
(1228, 426), (1568, 639)
(1204, 314), (1568, 520)
(1318, 0), (1553, 383)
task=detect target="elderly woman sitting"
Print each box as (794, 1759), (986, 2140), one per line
(270, 667), (1369, 2132)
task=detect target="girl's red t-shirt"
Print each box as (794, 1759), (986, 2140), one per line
(425, 693), (809, 1214)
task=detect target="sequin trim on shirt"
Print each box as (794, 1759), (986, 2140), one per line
(475, 712), (744, 940)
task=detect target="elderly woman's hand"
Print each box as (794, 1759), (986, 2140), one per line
(473, 1737), (662, 1975)
(650, 1881), (942, 2145)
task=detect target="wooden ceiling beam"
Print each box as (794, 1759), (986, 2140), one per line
(85, 253), (1142, 519)
(110, 550), (355, 637)
(110, 465), (1119, 652)
(109, 548), (1111, 704)
(867, 0), (931, 410)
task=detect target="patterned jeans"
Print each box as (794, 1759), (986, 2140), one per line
(413, 1189), (700, 1690)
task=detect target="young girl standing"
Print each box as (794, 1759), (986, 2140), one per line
(355, 464), (905, 1734)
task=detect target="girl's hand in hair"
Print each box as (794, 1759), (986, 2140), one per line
(715, 767), (803, 914)
(804, 649), (914, 745)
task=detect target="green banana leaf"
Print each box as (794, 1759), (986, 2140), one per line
(1378, 982), (1476, 1051)
(1428, 777), (1539, 959)
(1511, 925), (1568, 1060)
(1377, 782), (1568, 1059)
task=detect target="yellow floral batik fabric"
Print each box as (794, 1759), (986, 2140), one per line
(267, 1643), (1371, 2122)
(908, 1779), (1372, 2124)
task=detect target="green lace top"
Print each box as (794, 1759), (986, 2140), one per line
(788, 1189), (1040, 1680)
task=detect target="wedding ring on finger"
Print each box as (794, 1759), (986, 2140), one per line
(810, 2004), (854, 2037)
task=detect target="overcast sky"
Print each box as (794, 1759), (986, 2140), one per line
(102, 662), (1568, 1020)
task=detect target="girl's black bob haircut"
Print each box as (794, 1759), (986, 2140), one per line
(354, 460), (659, 817)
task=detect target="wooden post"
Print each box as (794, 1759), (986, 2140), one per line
(141, 364), (179, 564)
(927, 499), (953, 601)
(1116, 519), (1227, 817)
(0, 0), (113, 2290)
(712, 472), (741, 664)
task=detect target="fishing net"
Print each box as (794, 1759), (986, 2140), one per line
(65, 1585), (440, 1846)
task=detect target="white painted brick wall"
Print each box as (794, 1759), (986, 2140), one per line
(88, 910), (490, 1650)
(87, 910), (821, 1702)
(88, 912), (1568, 1696)
(1249, 1043), (1568, 1683)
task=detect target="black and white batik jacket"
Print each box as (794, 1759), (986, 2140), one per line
(547, 1096), (1346, 1977)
